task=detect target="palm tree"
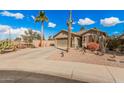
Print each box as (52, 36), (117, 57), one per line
(35, 11), (48, 47)
(67, 10), (73, 52)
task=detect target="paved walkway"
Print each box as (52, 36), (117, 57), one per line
(0, 47), (124, 83)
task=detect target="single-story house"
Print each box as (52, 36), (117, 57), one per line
(53, 28), (107, 48)
(81, 28), (107, 48)
(53, 30), (81, 48)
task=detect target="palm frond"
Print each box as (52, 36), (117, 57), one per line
(35, 16), (41, 23)
(35, 11), (48, 23)
(39, 11), (45, 16)
(44, 16), (48, 22)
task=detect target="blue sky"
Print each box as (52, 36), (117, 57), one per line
(0, 10), (124, 40)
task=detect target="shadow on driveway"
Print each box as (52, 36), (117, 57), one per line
(0, 70), (84, 83)
(55, 47), (67, 52)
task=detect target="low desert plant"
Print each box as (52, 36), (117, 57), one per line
(0, 41), (16, 54)
(117, 45), (124, 53)
(87, 42), (100, 51)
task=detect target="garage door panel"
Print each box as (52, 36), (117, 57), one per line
(57, 39), (67, 47)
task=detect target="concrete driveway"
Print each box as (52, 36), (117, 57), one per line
(0, 47), (124, 83)
(0, 47), (56, 61)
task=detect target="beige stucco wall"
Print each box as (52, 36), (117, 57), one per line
(33, 40), (40, 47)
(33, 40), (55, 47)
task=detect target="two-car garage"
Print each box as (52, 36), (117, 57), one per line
(55, 38), (67, 47)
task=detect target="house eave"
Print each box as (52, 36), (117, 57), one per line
(53, 30), (81, 39)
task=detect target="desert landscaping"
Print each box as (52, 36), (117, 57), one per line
(48, 48), (124, 68)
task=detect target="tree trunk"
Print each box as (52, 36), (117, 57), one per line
(67, 10), (72, 52)
(99, 35), (106, 54)
(67, 25), (71, 52)
(40, 22), (44, 47)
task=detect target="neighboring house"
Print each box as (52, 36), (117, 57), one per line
(118, 34), (124, 45)
(53, 28), (107, 48)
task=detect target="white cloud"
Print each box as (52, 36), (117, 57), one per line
(0, 24), (40, 38)
(100, 17), (124, 27)
(10, 28), (28, 35)
(72, 21), (76, 24)
(48, 22), (56, 28)
(0, 24), (11, 34)
(0, 11), (24, 19)
(0, 25), (28, 36)
(78, 18), (95, 25)
(31, 15), (35, 20)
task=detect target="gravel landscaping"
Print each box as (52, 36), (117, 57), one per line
(48, 48), (124, 68)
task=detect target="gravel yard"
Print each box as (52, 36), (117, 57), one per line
(48, 48), (124, 68)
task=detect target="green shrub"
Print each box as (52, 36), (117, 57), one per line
(117, 45), (124, 51)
